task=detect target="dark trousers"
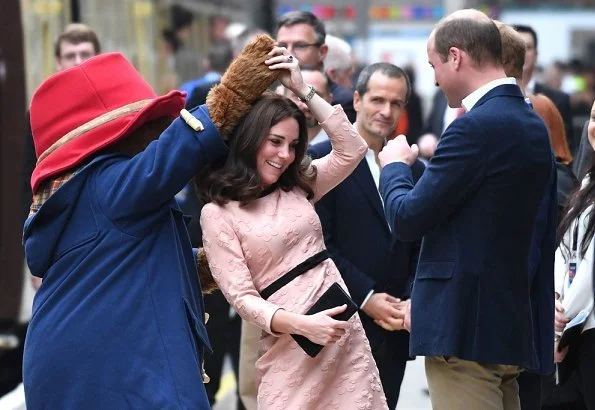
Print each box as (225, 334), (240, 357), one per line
(519, 371), (542, 410)
(371, 331), (409, 410)
(203, 291), (244, 410)
(576, 328), (595, 409)
(535, 329), (595, 410)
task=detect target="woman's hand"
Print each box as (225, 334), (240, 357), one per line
(296, 305), (350, 345)
(265, 46), (309, 99)
(554, 299), (569, 332)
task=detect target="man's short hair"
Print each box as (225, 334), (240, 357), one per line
(231, 27), (267, 56)
(434, 17), (502, 68)
(355, 62), (411, 103)
(208, 42), (233, 73)
(277, 11), (326, 45)
(512, 24), (538, 49)
(54, 23), (101, 58)
(323, 34), (352, 73)
(494, 21), (525, 80)
(299, 64), (331, 95)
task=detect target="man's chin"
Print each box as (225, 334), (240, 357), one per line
(372, 127), (393, 140)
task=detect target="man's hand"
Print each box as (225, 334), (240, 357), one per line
(403, 299), (411, 332)
(363, 293), (405, 331)
(417, 133), (438, 159)
(554, 340), (569, 363)
(374, 299), (411, 332)
(379, 135), (419, 167)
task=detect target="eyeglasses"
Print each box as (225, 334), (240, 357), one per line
(277, 42), (321, 52)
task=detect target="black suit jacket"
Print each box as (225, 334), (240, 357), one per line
(329, 81), (356, 123)
(309, 140), (424, 350)
(571, 120), (591, 179)
(423, 89), (448, 137)
(534, 82), (575, 153)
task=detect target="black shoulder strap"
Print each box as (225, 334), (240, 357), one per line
(260, 250), (329, 300)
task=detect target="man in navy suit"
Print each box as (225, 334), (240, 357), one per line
(378, 10), (556, 409)
(310, 62), (424, 409)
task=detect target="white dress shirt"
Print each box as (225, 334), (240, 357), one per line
(461, 77), (517, 112)
(359, 147), (387, 309)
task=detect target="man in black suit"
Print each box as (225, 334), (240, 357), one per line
(309, 62), (424, 409)
(513, 24), (575, 153)
(572, 120), (591, 179)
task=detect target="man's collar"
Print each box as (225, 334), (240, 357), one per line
(461, 77), (517, 112)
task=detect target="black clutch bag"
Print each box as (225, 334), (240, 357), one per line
(291, 282), (358, 357)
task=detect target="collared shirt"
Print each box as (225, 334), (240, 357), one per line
(360, 146), (389, 309)
(442, 106), (460, 133)
(461, 77), (517, 112)
(365, 148), (381, 191)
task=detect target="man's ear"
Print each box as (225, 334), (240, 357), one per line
(319, 43), (329, 62)
(353, 90), (362, 112)
(326, 67), (337, 83)
(55, 57), (63, 72)
(449, 47), (462, 71)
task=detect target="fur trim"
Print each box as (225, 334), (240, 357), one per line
(206, 34), (281, 139)
(197, 247), (218, 294)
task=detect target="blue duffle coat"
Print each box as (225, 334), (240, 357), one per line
(23, 105), (226, 409)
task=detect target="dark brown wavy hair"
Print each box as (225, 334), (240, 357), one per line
(197, 93), (316, 205)
(558, 151), (595, 258)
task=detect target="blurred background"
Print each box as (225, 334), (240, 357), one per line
(4, 0), (595, 106)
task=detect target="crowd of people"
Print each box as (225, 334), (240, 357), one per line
(1, 5), (594, 410)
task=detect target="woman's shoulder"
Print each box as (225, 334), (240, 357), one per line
(201, 200), (237, 221)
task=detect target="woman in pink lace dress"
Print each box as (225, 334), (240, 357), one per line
(199, 47), (388, 410)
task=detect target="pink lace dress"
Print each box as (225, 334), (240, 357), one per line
(200, 106), (388, 410)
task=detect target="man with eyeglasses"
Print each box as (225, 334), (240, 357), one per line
(276, 11), (356, 122)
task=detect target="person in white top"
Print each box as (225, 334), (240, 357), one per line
(554, 98), (595, 409)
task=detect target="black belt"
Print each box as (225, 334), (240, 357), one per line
(260, 250), (330, 300)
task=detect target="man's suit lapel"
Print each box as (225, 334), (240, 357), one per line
(352, 160), (391, 234)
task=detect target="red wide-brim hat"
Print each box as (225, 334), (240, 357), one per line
(30, 52), (186, 193)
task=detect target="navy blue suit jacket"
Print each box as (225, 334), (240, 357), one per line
(309, 140), (424, 350)
(379, 84), (556, 375)
(329, 81), (356, 123)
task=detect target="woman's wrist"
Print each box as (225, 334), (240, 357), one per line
(271, 309), (306, 335)
(290, 313), (308, 335)
(292, 84), (312, 101)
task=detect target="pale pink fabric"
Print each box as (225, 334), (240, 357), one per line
(201, 106), (388, 410)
